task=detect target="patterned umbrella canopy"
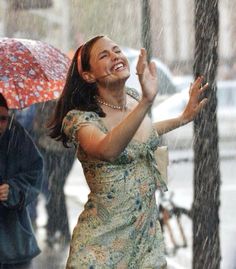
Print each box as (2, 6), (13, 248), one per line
(0, 38), (70, 109)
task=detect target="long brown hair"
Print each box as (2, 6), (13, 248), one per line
(48, 35), (105, 146)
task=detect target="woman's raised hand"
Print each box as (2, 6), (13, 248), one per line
(136, 48), (158, 104)
(181, 76), (208, 124)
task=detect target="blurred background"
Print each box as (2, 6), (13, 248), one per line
(1, 0), (236, 79)
(0, 1), (235, 268)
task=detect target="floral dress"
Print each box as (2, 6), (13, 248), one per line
(62, 88), (168, 269)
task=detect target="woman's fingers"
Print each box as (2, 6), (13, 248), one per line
(149, 61), (157, 77)
(136, 48), (157, 81)
(199, 82), (209, 94)
(190, 76), (203, 94)
(189, 83), (193, 95)
(190, 76), (209, 101)
(193, 76), (204, 89)
(197, 98), (208, 112)
(136, 48), (146, 74)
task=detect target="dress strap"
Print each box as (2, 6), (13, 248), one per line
(126, 87), (153, 118)
(126, 87), (141, 102)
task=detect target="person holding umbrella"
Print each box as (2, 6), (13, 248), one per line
(0, 37), (73, 249)
(0, 93), (43, 268)
(49, 35), (208, 268)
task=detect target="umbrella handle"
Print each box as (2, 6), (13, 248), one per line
(8, 113), (14, 130)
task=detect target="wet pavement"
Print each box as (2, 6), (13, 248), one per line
(30, 142), (236, 269)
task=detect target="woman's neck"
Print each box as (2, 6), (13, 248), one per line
(98, 85), (127, 108)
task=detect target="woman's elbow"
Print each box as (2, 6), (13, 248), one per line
(96, 150), (119, 163)
(89, 145), (119, 162)
(82, 140), (120, 162)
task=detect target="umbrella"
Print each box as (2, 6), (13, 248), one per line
(0, 37), (70, 109)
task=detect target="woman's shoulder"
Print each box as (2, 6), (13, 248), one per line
(64, 109), (100, 121)
(62, 109), (102, 143)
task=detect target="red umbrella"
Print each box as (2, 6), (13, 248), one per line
(0, 37), (70, 109)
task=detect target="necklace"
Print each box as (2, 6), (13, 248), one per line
(97, 98), (127, 111)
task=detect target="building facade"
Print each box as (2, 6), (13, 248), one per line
(0, 0), (235, 77)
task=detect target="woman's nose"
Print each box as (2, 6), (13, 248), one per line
(110, 51), (118, 61)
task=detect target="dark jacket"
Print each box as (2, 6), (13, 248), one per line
(0, 120), (43, 264)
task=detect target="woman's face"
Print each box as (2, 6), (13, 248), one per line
(87, 37), (130, 85)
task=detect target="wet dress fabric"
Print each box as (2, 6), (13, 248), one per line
(62, 89), (167, 269)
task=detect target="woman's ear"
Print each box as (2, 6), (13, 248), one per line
(82, 72), (96, 83)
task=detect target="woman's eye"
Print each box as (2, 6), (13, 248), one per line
(99, 54), (107, 59)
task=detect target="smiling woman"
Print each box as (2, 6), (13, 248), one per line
(48, 35), (208, 269)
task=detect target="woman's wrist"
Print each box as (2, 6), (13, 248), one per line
(139, 96), (154, 108)
(178, 113), (191, 126)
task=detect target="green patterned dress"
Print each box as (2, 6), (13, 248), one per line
(62, 89), (168, 269)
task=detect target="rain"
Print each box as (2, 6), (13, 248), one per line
(0, 0), (236, 269)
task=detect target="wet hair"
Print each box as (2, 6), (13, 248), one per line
(0, 93), (9, 110)
(48, 35), (105, 146)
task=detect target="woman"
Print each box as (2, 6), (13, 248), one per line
(49, 35), (208, 269)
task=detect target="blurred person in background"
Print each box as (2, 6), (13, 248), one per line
(49, 35), (208, 268)
(33, 101), (75, 248)
(15, 101), (75, 248)
(0, 93), (43, 269)
(14, 105), (39, 228)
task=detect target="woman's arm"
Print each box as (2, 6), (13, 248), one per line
(78, 98), (152, 162)
(154, 76), (208, 135)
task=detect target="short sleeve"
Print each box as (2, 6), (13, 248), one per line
(62, 110), (101, 144)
